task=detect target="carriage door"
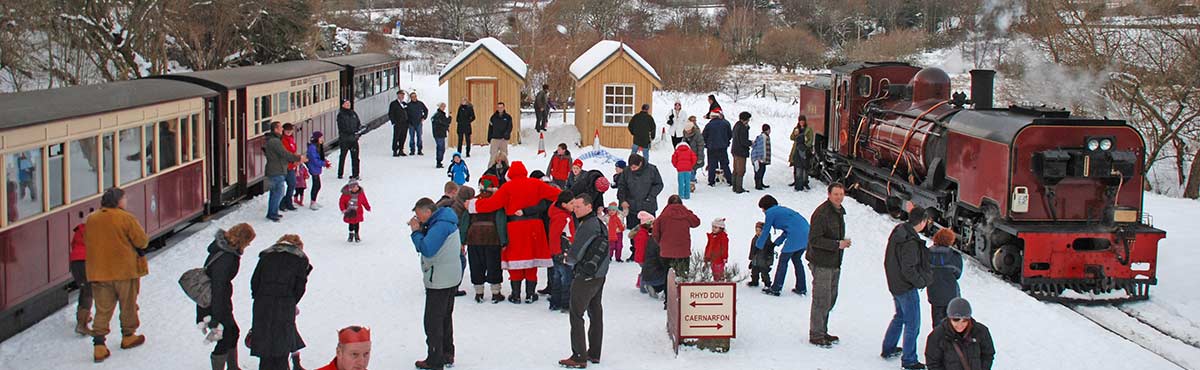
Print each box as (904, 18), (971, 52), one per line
(468, 78), (497, 142)
(225, 94), (239, 187)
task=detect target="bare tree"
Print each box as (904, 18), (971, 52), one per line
(581, 0), (629, 39)
(165, 0), (257, 71)
(757, 27), (827, 72)
(719, 7), (762, 63)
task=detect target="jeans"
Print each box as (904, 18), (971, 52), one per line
(882, 289), (922, 365)
(631, 144), (650, 162)
(677, 171), (693, 199)
(771, 249), (807, 293)
(280, 170), (296, 210)
(550, 255), (573, 309)
(456, 131), (471, 156)
(810, 265), (841, 340)
(793, 161), (809, 190)
(409, 121), (424, 152)
(435, 137), (447, 165)
(266, 175), (286, 218)
(424, 287), (456, 366)
(707, 149), (732, 185)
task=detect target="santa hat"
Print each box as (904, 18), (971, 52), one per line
(479, 174), (501, 190)
(712, 218), (726, 229)
(573, 159), (584, 169)
(337, 326), (371, 344)
(638, 211), (655, 224)
(594, 176), (610, 193)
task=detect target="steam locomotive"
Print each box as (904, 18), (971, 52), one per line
(799, 62), (1165, 303)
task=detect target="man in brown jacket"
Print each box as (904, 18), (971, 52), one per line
(807, 182), (850, 347)
(85, 187), (149, 362)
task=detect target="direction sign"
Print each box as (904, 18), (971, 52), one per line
(678, 283), (736, 338)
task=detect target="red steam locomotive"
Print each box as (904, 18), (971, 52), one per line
(799, 62), (1165, 302)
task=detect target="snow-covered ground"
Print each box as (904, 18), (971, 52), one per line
(0, 74), (1195, 369)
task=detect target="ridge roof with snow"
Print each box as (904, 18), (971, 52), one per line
(569, 40), (661, 83)
(438, 37), (527, 81)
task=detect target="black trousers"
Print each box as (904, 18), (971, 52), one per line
(424, 287), (456, 366)
(467, 245), (503, 285)
(258, 355), (288, 370)
(392, 124), (408, 154)
(754, 163), (767, 187)
(569, 277), (605, 360)
(456, 131), (471, 156)
(348, 223), (360, 233)
(707, 149), (733, 185)
(70, 260), (92, 311)
(535, 109), (548, 131)
(337, 140), (360, 178)
(310, 173), (322, 201)
(195, 305), (239, 355)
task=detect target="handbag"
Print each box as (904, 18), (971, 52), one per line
(179, 250), (226, 308)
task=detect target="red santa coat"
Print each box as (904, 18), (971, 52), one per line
(470, 161), (561, 269)
(338, 187), (372, 224)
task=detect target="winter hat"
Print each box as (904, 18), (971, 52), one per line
(615, 160), (627, 169)
(311, 131), (323, 140)
(638, 211), (655, 225)
(947, 297), (972, 319)
(452, 151), (462, 159)
(337, 326), (371, 344)
(712, 218), (726, 229)
(573, 159), (584, 169)
(479, 174), (500, 190)
(530, 170), (546, 179)
(347, 178), (360, 188)
(607, 202), (618, 211)
(594, 176), (611, 193)
(676, 142), (690, 149)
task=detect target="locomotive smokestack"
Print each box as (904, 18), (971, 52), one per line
(970, 69), (995, 110)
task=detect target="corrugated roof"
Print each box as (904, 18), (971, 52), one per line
(321, 53), (400, 68)
(0, 79), (216, 131)
(155, 60), (343, 90)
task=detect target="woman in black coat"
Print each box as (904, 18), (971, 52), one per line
(456, 99), (475, 156)
(925, 298), (995, 370)
(197, 224), (255, 370)
(249, 234), (312, 370)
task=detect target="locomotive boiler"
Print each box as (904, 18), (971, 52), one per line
(800, 62), (1165, 302)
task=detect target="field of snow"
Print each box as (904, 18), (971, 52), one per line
(1, 73), (1196, 369)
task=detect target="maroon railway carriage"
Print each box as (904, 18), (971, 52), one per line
(0, 79), (215, 339)
(799, 62), (1165, 302)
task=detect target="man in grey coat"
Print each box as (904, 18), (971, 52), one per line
(534, 84), (550, 132)
(559, 193), (610, 368)
(410, 198), (464, 370)
(264, 121), (302, 222)
(616, 154), (664, 231)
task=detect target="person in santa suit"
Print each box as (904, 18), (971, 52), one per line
(316, 326), (371, 370)
(467, 161), (562, 304)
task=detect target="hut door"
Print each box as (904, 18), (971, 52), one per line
(468, 79), (497, 140)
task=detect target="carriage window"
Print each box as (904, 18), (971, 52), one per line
(602, 84), (635, 126)
(324, 82), (332, 101)
(357, 75), (367, 100)
(70, 136), (100, 201)
(312, 85), (319, 103)
(159, 120), (178, 169)
(191, 114), (203, 159)
(277, 92), (289, 114)
(119, 127), (143, 184)
(143, 124), (157, 175)
(253, 97), (260, 121)
(180, 117), (191, 163)
(102, 133), (115, 189)
(857, 75), (872, 97)
(47, 143), (64, 209)
(6, 148), (44, 222)
(261, 95), (273, 118)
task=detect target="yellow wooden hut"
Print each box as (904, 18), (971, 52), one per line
(439, 37), (527, 145)
(570, 40), (663, 148)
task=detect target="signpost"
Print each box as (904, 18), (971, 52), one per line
(667, 269), (736, 354)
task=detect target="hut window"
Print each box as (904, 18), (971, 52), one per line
(602, 84), (636, 126)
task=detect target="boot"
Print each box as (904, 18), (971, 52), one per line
(524, 281), (539, 303)
(491, 284), (505, 304)
(211, 353), (227, 370)
(310, 202), (321, 210)
(508, 281), (522, 304)
(94, 344), (110, 363)
(120, 334), (145, 349)
(227, 347), (242, 370)
(474, 285), (485, 303)
(747, 272), (760, 287)
(291, 352), (305, 370)
(75, 309), (92, 336)
(348, 233), (354, 242)
(354, 232), (361, 243)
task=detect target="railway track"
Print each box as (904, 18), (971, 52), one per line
(1068, 304), (1200, 370)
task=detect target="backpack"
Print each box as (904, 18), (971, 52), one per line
(179, 250), (226, 308)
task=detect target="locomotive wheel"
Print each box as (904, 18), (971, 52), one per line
(992, 244), (1022, 279)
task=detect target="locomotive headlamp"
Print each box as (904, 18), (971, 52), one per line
(1100, 138), (1113, 151)
(1087, 139), (1100, 151)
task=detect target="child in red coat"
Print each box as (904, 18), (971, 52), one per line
(338, 179), (371, 243)
(705, 218), (730, 281)
(671, 143), (698, 199)
(606, 202), (626, 262)
(294, 159), (309, 207)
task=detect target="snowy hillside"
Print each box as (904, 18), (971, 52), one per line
(1, 73), (1197, 369)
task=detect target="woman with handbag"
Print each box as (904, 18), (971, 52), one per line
(196, 223), (256, 370)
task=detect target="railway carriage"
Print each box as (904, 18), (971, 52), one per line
(321, 53), (402, 131)
(0, 79), (215, 339)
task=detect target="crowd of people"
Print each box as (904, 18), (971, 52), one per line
(61, 87), (996, 370)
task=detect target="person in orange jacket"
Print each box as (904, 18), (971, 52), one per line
(339, 179), (372, 243)
(705, 218), (730, 281)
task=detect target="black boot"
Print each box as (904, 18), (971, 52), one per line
(747, 270), (760, 287)
(525, 281), (539, 303)
(508, 281), (522, 304)
(211, 354), (226, 370)
(354, 232), (361, 243)
(227, 347), (241, 370)
(347, 233), (354, 242)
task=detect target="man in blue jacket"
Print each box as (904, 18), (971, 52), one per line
(409, 198), (464, 370)
(701, 112), (733, 187)
(755, 195), (811, 296)
(407, 92), (430, 156)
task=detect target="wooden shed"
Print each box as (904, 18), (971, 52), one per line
(570, 40), (663, 148)
(439, 37), (527, 145)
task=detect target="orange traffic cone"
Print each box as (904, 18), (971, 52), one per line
(537, 132), (546, 156)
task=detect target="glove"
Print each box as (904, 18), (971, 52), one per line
(205, 323), (224, 343)
(197, 316), (212, 335)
